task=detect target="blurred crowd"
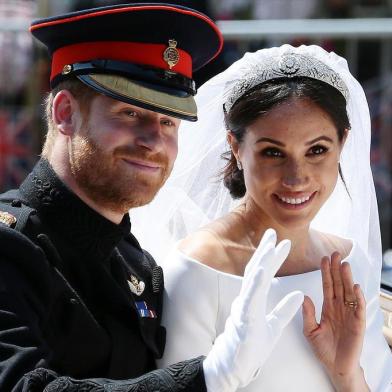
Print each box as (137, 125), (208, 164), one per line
(1, 0), (391, 101)
(45, 0), (392, 20)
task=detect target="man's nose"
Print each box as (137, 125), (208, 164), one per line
(134, 118), (164, 152)
(282, 159), (309, 188)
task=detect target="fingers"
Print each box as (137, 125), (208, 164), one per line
(341, 261), (356, 303)
(244, 228), (290, 288)
(322, 253), (351, 302)
(330, 252), (344, 300)
(244, 229), (276, 277)
(273, 239), (291, 271)
(262, 239), (291, 283)
(321, 253), (364, 313)
(244, 242), (274, 281)
(267, 290), (304, 338)
(354, 284), (366, 321)
(238, 266), (266, 318)
(247, 239), (290, 300)
(239, 230), (277, 314)
(302, 295), (318, 337)
(321, 256), (334, 302)
(239, 231), (291, 320)
(260, 228), (277, 250)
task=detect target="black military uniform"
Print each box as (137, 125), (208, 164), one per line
(0, 3), (223, 391)
(0, 159), (205, 391)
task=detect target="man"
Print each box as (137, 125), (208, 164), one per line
(0, 3), (303, 391)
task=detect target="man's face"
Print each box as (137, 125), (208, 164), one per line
(69, 94), (180, 213)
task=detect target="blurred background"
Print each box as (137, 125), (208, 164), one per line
(2, 0), (392, 289)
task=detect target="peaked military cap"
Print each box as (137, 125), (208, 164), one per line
(30, 3), (223, 121)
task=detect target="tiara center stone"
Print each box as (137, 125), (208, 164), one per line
(279, 55), (300, 75)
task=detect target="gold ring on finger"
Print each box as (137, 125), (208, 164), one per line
(344, 300), (358, 308)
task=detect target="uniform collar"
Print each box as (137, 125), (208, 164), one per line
(19, 158), (131, 261)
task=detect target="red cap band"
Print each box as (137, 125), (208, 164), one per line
(51, 41), (192, 80)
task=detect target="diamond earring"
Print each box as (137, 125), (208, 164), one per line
(237, 160), (243, 171)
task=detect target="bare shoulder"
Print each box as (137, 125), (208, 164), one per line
(177, 219), (231, 271)
(313, 229), (353, 259)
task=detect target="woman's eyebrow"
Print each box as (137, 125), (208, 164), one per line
(255, 137), (285, 146)
(305, 136), (334, 145)
(255, 135), (334, 146)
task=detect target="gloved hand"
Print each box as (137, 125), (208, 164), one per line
(203, 229), (304, 392)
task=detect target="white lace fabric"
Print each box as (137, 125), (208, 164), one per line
(158, 242), (392, 391)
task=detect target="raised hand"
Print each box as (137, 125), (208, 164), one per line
(302, 252), (369, 391)
(203, 229), (304, 392)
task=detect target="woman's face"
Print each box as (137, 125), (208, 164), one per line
(230, 97), (346, 229)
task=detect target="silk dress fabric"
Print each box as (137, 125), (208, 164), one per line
(158, 235), (392, 391)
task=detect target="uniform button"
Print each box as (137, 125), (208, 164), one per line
(69, 298), (78, 305)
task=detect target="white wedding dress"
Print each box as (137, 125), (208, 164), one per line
(157, 237), (392, 391)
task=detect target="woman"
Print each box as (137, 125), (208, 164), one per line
(132, 45), (392, 390)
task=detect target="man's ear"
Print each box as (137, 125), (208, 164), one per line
(52, 90), (78, 136)
(227, 131), (240, 161)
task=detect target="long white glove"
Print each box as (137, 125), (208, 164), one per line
(203, 229), (304, 391)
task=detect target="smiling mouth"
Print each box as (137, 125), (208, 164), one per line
(274, 192), (316, 208)
(121, 158), (161, 172)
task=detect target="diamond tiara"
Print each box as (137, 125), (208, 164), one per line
(224, 52), (349, 113)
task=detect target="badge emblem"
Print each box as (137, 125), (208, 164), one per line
(135, 301), (157, 318)
(62, 64), (73, 75)
(128, 275), (145, 296)
(163, 39), (180, 69)
(0, 211), (16, 227)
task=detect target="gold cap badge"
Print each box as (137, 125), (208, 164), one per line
(0, 211), (16, 227)
(62, 64), (73, 75)
(163, 39), (180, 69)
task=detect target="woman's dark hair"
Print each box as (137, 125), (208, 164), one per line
(222, 77), (351, 199)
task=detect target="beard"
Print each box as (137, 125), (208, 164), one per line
(69, 131), (171, 214)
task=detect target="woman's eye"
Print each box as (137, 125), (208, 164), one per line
(262, 148), (284, 158)
(308, 145), (328, 156)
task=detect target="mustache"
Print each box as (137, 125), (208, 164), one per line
(113, 146), (169, 167)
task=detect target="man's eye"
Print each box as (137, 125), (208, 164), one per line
(262, 148), (284, 158)
(308, 145), (328, 156)
(123, 110), (137, 117)
(161, 119), (174, 127)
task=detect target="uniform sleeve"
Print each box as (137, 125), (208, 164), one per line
(16, 359), (206, 392)
(0, 228), (54, 391)
(2, 286), (206, 392)
(0, 227), (207, 392)
(157, 250), (220, 368)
